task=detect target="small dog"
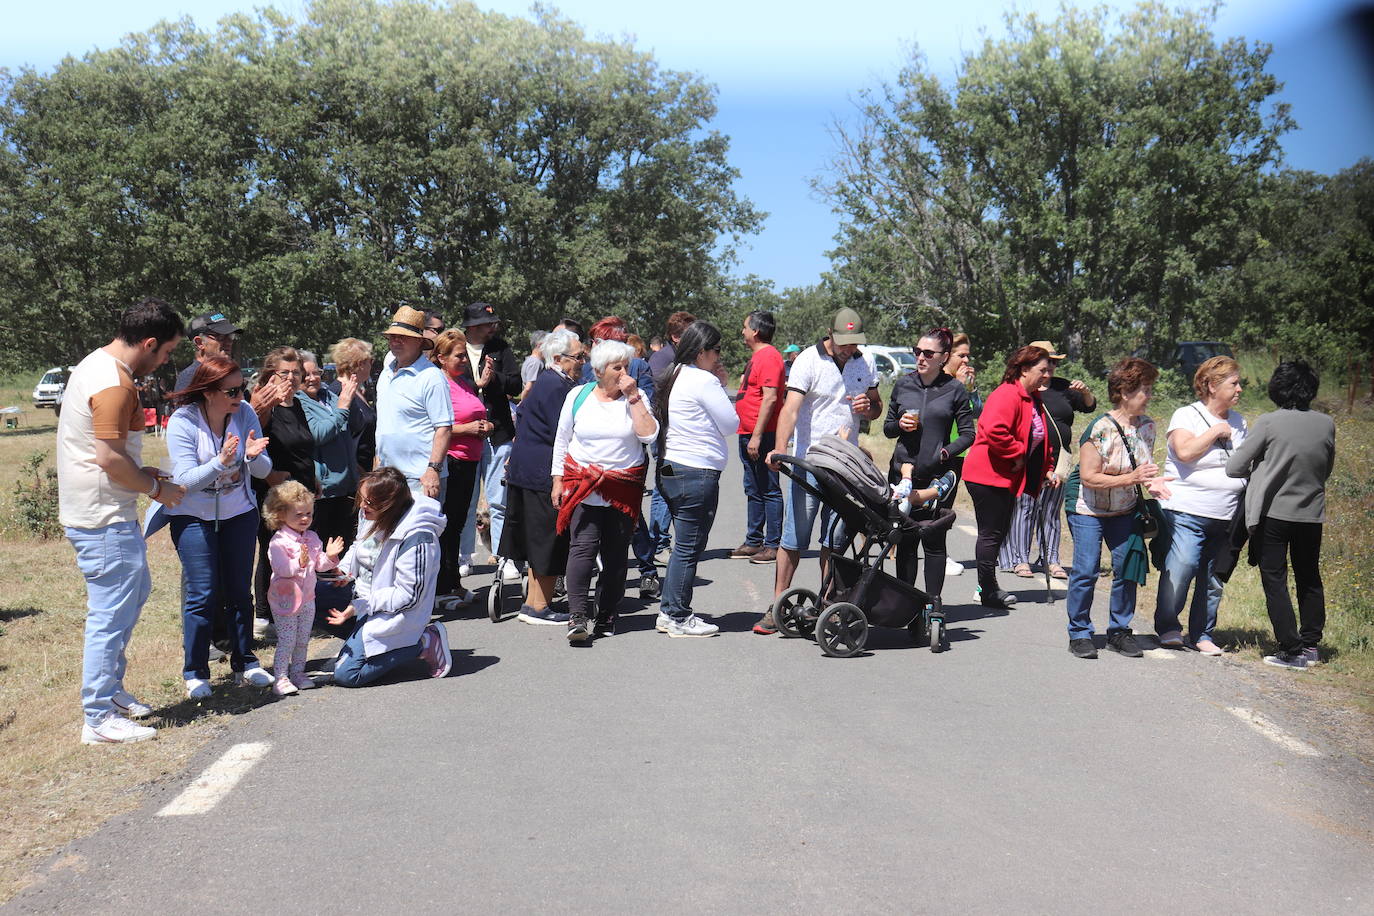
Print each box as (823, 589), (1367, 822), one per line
(474, 504), (492, 558)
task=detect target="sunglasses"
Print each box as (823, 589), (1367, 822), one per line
(561, 353), (588, 363)
(219, 385), (245, 398)
(914, 348), (946, 359)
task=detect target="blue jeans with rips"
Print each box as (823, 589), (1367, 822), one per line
(67, 521), (152, 727)
(658, 461), (721, 622)
(1152, 509), (1228, 643)
(1065, 512), (1138, 640)
(170, 510), (261, 679)
(739, 432), (782, 548)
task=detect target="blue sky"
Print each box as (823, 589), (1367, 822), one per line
(4, 0), (1371, 290)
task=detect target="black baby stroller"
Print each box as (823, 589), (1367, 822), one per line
(772, 435), (958, 657)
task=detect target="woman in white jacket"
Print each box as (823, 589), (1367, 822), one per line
(326, 467), (451, 685)
(650, 321), (738, 638)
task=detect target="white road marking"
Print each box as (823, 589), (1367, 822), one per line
(956, 524), (978, 538)
(1142, 648), (1175, 659)
(157, 742), (272, 816)
(1226, 707), (1320, 758)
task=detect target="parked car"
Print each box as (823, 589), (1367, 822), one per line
(32, 366), (74, 414)
(1171, 341), (1234, 381)
(860, 345), (917, 381)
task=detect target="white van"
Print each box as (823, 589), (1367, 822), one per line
(859, 345), (916, 381)
(32, 366), (74, 414)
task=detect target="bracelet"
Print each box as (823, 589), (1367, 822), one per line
(627, 394), (643, 405)
(147, 476), (162, 500)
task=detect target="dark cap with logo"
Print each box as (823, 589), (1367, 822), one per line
(462, 302), (500, 328)
(188, 312), (240, 336)
(830, 307), (866, 346)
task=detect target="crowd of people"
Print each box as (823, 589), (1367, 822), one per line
(59, 297), (1337, 745)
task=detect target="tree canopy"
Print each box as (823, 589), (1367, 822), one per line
(0, 0), (761, 367)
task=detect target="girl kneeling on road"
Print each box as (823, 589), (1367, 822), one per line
(325, 468), (451, 685)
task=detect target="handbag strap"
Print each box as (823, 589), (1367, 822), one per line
(1190, 404), (1230, 455)
(1103, 413), (1147, 505)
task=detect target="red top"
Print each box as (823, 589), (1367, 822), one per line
(735, 344), (785, 434)
(961, 380), (1051, 496)
(446, 374), (487, 462)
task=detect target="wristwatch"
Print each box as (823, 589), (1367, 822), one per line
(426, 461), (443, 472)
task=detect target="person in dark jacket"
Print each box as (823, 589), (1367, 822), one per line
(883, 328), (975, 598)
(498, 329), (583, 624)
(460, 302), (524, 582)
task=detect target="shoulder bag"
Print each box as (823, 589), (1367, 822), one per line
(1104, 413), (1165, 540)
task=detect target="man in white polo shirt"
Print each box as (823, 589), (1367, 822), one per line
(755, 307), (881, 634)
(60, 298), (188, 744)
(375, 305), (453, 499)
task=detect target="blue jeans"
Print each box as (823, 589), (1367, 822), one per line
(1153, 509), (1227, 642)
(781, 469), (840, 552)
(739, 433), (782, 548)
(170, 510), (261, 679)
(67, 521), (152, 726)
(332, 615), (423, 687)
(658, 461), (721, 622)
(480, 438), (512, 553)
(1065, 512), (1138, 639)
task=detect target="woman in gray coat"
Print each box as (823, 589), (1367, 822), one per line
(1226, 361), (1336, 670)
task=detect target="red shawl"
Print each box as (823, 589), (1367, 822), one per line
(555, 455), (648, 534)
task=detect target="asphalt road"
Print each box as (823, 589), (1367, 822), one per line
(11, 463), (1374, 914)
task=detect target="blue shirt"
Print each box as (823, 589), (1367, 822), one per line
(375, 355), (454, 480)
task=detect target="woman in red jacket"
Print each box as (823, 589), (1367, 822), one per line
(962, 345), (1055, 608)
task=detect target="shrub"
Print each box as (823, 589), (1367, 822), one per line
(13, 450), (60, 539)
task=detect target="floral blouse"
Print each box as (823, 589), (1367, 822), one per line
(1066, 413), (1156, 517)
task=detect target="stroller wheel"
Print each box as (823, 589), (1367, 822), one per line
(486, 579), (505, 622)
(928, 615), (946, 653)
(772, 587), (819, 638)
(816, 602), (868, 658)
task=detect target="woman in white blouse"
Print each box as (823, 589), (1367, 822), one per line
(651, 321), (738, 638)
(550, 340), (659, 643)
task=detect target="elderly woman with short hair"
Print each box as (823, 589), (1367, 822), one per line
(297, 350), (361, 548)
(1062, 358), (1172, 659)
(1152, 356), (1247, 656)
(551, 339), (659, 643)
(1227, 361), (1336, 670)
(500, 329), (583, 625)
(329, 337), (377, 474)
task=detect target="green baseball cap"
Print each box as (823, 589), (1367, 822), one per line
(830, 307), (866, 346)
(782, 344), (801, 355)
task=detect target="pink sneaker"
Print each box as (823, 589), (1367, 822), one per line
(272, 676), (298, 697)
(420, 623), (452, 678)
(1194, 638), (1224, 657)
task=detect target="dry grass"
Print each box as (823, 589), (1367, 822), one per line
(0, 382), (332, 902)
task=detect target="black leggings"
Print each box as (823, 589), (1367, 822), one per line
(438, 456), (481, 594)
(966, 480), (1016, 589)
(894, 474), (956, 598)
(1258, 518), (1325, 653)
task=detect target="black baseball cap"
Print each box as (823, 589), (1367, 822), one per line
(188, 311), (240, 336)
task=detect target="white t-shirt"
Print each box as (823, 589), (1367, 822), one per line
(57, 348), (146, 529)
(551, 386), (658, 507)
(786, 342), (878, 457)
(1162, 401), (1248, 520)
(663, 365), (738, 471)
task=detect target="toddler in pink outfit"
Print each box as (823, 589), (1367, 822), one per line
(264, 481), (343, 696)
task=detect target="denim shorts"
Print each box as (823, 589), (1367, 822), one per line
(781, 470), (840, 552)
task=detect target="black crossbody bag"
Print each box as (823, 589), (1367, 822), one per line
(1104, 414), (1165, 539)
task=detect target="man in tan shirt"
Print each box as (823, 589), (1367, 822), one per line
(59, 298), (187, 745)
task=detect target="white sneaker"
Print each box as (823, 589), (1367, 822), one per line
(82, 713), (156, 745)
(667, 615), (719, 638)
(235, 667), (274, 688)
(112, 690), (152, 719)
(186, 678), (212, 700)
(499, 559), (522, 582)
(655, 612), (672, 633)
(253, 617), (275, 640)
(945, 557), (964, 576)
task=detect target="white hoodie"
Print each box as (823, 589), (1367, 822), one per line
(350, 495), (446, 658)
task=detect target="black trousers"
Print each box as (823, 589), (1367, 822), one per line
(312, 494), (357, 554)
(1258, 518), (1325, 653)
(565, 503), (634, 624)
(966, 480), (1016, 589)
(438, 456), (481, 594)
(894, 473), (956, 598)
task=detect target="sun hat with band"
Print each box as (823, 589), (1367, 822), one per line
(384, 305), (434, 350)
(1026, 339), (1067, 361)
(830, 307), (867, 346)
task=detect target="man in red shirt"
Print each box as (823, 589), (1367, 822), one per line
(731, 311), (785, 563)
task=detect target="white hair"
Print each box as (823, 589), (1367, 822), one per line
(590, 340), (635, 375)
(298, 350), (318, 366)
(542, 329), (579, 369)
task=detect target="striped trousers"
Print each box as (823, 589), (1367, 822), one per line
(998, 484), (1065, 570)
